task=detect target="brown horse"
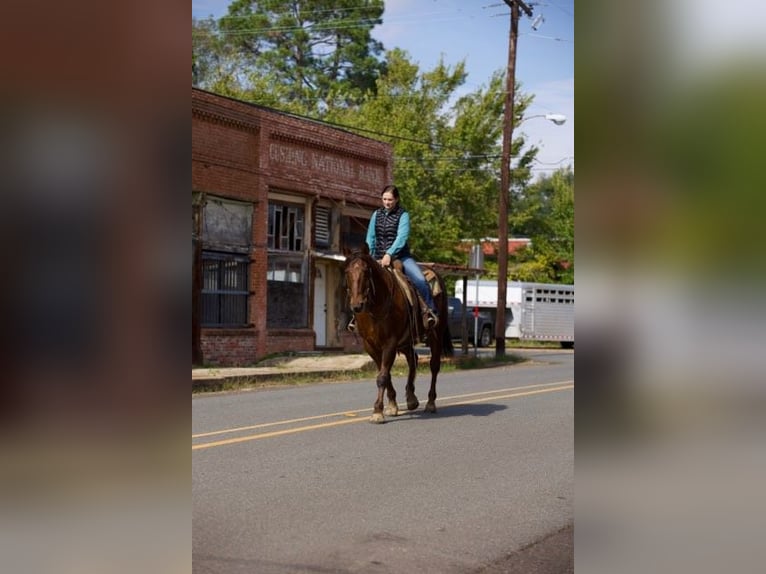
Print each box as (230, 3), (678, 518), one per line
(343, 244), (453, 423)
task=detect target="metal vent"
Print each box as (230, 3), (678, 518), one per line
(315, 206), (331, 247)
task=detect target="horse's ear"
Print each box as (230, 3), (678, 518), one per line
(342, 246), (351, 258)
(361, 243), (370, 255)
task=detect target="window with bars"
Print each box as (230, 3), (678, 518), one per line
(268, 202), (304, 251)
(201, 252), (250, 327)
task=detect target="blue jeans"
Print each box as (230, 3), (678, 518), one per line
(400, 256), (437, 314)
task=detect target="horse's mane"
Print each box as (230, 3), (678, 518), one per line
(344, 248), (378, 270)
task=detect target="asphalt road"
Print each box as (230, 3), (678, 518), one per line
(193, 350), (573, 573)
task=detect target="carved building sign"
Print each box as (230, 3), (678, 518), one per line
(268, 142), (384, 187)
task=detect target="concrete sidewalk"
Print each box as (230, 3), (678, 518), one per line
(192, 347), (531, 391)
(192, 353), (375, 390)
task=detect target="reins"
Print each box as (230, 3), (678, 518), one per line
(346, 252), (423, 346)
(366, 259), (395, 321)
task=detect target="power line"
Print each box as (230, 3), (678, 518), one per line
(524, 33), (573, 42)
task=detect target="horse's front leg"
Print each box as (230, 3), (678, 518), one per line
(371, 370), (387, 424)
(402, 345), (419, 411)
(371, 350), (397, 423)
(382, 348), (400, 418)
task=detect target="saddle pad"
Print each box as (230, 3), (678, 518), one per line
(422, 267), (442, 297)
(392, 268), (416, 307)
(391, 266), (441, 305)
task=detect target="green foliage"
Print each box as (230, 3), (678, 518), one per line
(212, 0), (386, 113)
(193, 16), (250, 95)
(192, 4), (573, 274)
(509, 167), (574, 283)
(326, 51), (535, 265)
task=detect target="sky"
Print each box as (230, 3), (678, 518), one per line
(192, 0), (574, 176)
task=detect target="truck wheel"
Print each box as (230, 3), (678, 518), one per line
(561, 341), (574, 349)
(480, 326), (493, 347)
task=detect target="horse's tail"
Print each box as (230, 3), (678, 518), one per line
(433, 273), (454, 357)
(442, 321), (454, 357)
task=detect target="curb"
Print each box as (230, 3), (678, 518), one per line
(192, 356), (376, 392)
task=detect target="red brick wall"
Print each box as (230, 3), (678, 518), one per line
(193, 88), (392, 366)
(265, 329), (316, 356)
(200, 329), (258, 367)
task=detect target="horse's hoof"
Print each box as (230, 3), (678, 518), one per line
(370, 413), (386, 424)
(424, 403), (437, 414)
(406, 398), (419, 411)
(383, 405), (399, 417)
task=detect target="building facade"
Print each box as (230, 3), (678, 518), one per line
(192, 88), (392, 366)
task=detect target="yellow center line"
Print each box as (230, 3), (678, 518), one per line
(192, 380), (573, 439)
(192, 382), (573, 451)
(441, 384), (573, 406)
(192, 410), (370, 438)
(193, 417), (364, 450)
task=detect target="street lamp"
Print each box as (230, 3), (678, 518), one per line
(521, 113), (568, 126)
(495, 109), (567, 357)
(541, 113), (567, 126)
(545, 113), (567, 125)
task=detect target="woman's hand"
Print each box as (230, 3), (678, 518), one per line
(379, 253), (392, 267)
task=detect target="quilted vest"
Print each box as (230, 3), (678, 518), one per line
(373, 205), (411, 259)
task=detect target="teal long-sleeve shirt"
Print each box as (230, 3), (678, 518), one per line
(365, 209), (411, 258)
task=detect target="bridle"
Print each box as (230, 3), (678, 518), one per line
(346, 255), (394, 319)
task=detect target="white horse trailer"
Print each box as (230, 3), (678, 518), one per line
(454, 280), (574, 347)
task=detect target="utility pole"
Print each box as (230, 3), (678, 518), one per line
(496, 0), (533, 358)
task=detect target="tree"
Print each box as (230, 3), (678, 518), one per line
(192, 11), (559, 270)
(217, 0), (387, 114)
(325, 49), (538, 266)
(193, 17), (249, 97)
(509, 167), (574, 283)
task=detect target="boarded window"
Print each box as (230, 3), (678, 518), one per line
(267, 255), (304, 283)
(202, 197), (252, 249)
(267, 255), (307, 328)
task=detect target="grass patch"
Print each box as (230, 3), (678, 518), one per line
(193, 364), (380, 394)
(505, 340), (568, 349)
(193, 352), (526, 394)
(443, 352), (525, 371)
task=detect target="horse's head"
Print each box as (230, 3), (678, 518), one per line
(343, 244), (375, 313)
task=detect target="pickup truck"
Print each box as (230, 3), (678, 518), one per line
(447, 297), (494, 347)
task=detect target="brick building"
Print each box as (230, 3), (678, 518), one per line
(192, 88), (393, 366)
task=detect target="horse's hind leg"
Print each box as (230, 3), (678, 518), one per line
(424, 345), (442, 414)
(383, 380), (399, 418)
(402, 346), (419, 411)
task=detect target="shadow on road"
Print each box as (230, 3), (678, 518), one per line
(408, 402), (508, 419)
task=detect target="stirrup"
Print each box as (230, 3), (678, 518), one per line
(347, 316), (357, 333)
(423, 310), (438, 329)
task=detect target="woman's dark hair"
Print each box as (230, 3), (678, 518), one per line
(381, 184), (400, 199)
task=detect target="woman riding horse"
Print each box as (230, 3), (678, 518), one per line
(344, 244), (453, 424)
(348, 184), (439, 333)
